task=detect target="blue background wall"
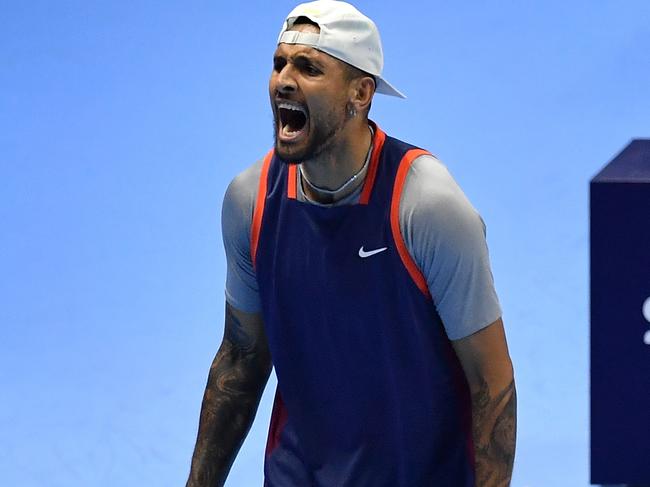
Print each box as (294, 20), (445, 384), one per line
(2, 1), (649, 485)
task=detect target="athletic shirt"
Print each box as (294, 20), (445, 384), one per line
(223, 128), (501, 341)
(251, 124), (479, 486)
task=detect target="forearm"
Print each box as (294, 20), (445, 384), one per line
(186, 346), (270, 487)
(470, 376), (517, 487)
(187, 303), (272, 487)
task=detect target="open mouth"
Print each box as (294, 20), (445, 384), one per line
(277, 102), (308, 141)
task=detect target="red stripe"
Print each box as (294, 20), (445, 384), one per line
(265, 388), (288, 456)
(359, 123), (387, 205)
(287, 164), (297, 199)
(390, 148), (431, 296)
(251, 150), (273, 270)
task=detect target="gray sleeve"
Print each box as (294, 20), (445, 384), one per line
(221, 160), (263, 313)
(400, 155), (502, 340)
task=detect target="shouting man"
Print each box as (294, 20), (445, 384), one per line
(187, 1), (516, 486)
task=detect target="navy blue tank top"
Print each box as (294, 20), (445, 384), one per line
(252, 124), (474, 487)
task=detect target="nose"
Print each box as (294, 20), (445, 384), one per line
(275, 64), (297, 95)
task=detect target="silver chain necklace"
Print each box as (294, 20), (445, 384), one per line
(299, 126), (373, 197)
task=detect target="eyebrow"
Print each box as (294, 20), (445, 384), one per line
(274, 48), (326, 69)
(292, 54), (324, 69)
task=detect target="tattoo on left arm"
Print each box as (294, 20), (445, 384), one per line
(471, 378), (517, 487)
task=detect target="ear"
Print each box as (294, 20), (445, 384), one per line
(349, 76), (375, 114)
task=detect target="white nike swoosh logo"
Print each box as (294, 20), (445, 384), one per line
(358, 246), (388, 258)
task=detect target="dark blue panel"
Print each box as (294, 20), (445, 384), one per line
(590, 140), (650, 484)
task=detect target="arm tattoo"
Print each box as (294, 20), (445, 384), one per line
(471, 378), (517, 487)
(186, 305), (271, 487)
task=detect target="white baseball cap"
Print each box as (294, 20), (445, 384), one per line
(277, 0), (406, 99)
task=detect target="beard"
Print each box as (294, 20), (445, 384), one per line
(272, 101), (354, 165)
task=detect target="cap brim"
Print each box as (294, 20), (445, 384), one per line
(375, 76), (406, 99)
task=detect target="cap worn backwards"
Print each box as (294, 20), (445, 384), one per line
(277, 0), (406, 99)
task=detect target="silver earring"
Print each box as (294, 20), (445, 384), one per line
(348, 105), (357, 118)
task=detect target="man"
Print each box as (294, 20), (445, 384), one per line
(187, 1), (516, 486)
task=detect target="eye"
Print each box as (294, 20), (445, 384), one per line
(273, 57), (287, 72)
(304, 64), (321, 76)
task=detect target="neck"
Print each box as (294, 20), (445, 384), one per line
(300, 120), (372, 203)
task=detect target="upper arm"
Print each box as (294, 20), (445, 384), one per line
(222, 160), (264, 313)
(399, 155), (502, 340)
(451, 318), (513, 391)
(219, 161), (269, 372)
(221, 303), (271, 373)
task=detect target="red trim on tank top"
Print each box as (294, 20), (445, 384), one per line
(265, 388), (289, 456)
(287, 164), (298, 199)
(359, 122), (387, 204)
(390, 148), (432, 297)
(251, 150), (274, 270)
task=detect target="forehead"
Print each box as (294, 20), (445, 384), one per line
(273, 41), (325, 62)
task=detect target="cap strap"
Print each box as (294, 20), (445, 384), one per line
(278, 31), (320, 47)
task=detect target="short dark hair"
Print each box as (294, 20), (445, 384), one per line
(292, 15), (318, 28)
(291, 16), (374, 84)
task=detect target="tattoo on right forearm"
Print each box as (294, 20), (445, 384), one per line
(472, 378), (517, 487)
(186, 306), (271, 487)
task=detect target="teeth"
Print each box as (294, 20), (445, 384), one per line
(282, 127), (294, 136)
(277, 102), (307, 115)
(282, 124), (301, 136)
